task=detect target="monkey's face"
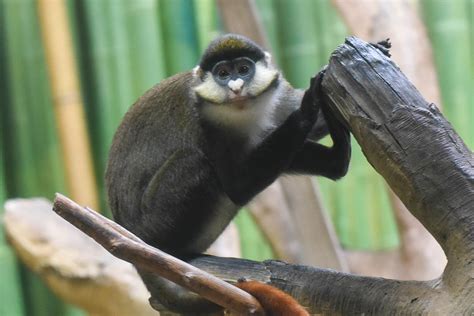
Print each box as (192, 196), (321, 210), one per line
(212, 57), (255, 98)
(194, 53), (279, 105)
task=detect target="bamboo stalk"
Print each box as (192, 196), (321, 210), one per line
(37, 0), (99, 209)
(123, 0), (167, 93)
(254, 0), (282, 63)
(421, 0), (473, 148)
(159, 0), (200, 75)
(0, 247), (25, 316)
(273, 0), (321, 88)
(0, 88), (24, 315)
(194, 0), (220, 52)
(1, 0), (73, 314)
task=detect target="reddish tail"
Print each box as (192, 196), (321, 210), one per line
(236, 280), (309, 316)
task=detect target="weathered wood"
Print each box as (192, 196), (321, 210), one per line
(323, 37), (474, 268)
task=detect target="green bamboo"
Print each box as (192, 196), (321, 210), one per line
(234, 209), (275, 260)
(314, 0), (347, 63)
(123, 0), (167, 92)
(159, 0), (200, 75)
(193, 0), (220, 52)
(0, 248), (25, 316)
(254, 0), (282, 64)
(469, 0), (474, 136)
(72, 0), (169, 213)
(422, 0), (473, 148)
(75, 0), (123, 191)
(273, 0), (322, 88)
(0, 27), (24, 312)
(106, 0), (135, 115)
(1, 0), (80, 314)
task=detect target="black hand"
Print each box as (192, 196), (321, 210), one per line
(300, 70), (326, 126)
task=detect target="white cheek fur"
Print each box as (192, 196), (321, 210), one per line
(246, 62), (278, 96)
(193, 73), (227, 104)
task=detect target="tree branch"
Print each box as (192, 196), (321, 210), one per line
(53, 193), (265, 316)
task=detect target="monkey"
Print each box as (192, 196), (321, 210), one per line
(105, 33), (351, 313)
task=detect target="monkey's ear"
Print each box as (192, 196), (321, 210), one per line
(193, 65), (205, 78)
(264, 51), (272, 65)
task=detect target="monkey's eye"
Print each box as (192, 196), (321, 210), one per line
(238, 65), (250, 75)
(234, 58), (255, 79)
(218, 69), (230, 78)
(212, 62), (232, 85)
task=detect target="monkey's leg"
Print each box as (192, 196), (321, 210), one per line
(136, 150), (229, 313)
(137, 269), (220, 314)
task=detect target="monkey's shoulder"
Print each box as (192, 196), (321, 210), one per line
(113, 72), (202, 142)
(129, 71), (199, 119)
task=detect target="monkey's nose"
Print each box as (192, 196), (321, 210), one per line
(228, 79), (244, 95)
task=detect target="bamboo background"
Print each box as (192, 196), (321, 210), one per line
(0, 0), (472, 315)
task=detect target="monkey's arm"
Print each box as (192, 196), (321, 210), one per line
(306, 107), (329, 141)
(208, 79), (321, 206)
(286, 101), (351, 179)
(286, 75), (351, 179)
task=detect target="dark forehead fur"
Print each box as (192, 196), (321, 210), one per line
(199, 34), (265, 72)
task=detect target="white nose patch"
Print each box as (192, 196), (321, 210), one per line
(228, 78), (244, 92)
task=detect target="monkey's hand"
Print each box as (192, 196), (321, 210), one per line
(299, 70), (326, 128)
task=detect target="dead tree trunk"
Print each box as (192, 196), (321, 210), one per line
(50, 37), (473, 314)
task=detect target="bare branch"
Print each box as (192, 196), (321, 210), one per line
(52, 193), (265, 316)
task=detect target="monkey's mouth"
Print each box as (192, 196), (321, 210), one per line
(229, 95), (248, 102)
